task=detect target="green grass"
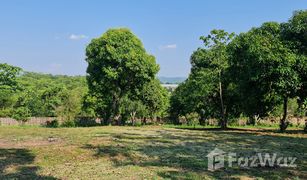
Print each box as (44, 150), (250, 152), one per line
(0, 126), (306, 179)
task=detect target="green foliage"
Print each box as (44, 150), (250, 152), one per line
(74, 118), (99, 127)
(0, 63), (21, 91)
(170, 30), (235, 128)
(185, 112), (200, 126)
(117, 79), (169, 125)
(140, 79), (170, 118)
(11, 107), (31, 123)
(120, 97), (147, 125)
(0, 89), (18, 117)
(61, 120), (76, 127)
(169, 79), (194, 124)
(0, 10), (306, 131)
(0, 63), (22, 117)
(170, 11), (306, 131)
(0, 68), (88, 120)
(281, 10), (307, 54)
(86, 28), (159, 124)
(55, 88), (83, 122)
(228, 22), (300, 131)
(81, 94), (98, 118)
(11, 90), (32, 123)
(281, 10), (307, 118)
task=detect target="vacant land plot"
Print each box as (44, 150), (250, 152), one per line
(0, 126), (306, 179)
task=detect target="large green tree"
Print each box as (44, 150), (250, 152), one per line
(281, 10), (307, 118)
(170, 30), (236, 128)
(0, 63), (21, 116)
(139, 79), (169, 121)
(228, 22), (300, 132)
(86, 28), (159, 125)
(191, 30), (235, 129)
(169, 73), (217, 125)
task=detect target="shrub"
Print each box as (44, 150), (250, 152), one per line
(46, 119), (59, 128)
(61, 120), (76, 127)
(185, 113), (200, 126)
(0, 108), (12, 117)
(74, 118), (99, 127)
(11, 107), (31, 124)
(134, 121), (142, 127)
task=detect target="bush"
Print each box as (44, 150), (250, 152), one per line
(185, 113), (199, 126)
(46, 119), (59, 128)
(74, 118), (99, 127)
(0, 108), (12, 117)
(61, 120), (76, 127)
(11, 107), (31, 124)
(228, 118), (240, 126)
(134, 121), (142, 127)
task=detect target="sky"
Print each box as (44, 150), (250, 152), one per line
(0, 0), (306, 77)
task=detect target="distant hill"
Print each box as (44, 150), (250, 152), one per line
(158, 77), (186, 84)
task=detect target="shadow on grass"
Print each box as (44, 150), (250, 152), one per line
(83, 128), (307, 179)
(175, 127), (307, 134)
(0, 148), (57, 179)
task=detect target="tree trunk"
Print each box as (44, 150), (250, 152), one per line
(219, 71), (227, 129)
(199, 109), (206, 126)
(280, 96), (289, 132)
(142, 117), (147, 125)
(108, 94), (120, 125)
(130, 111), (136, 126)
(103, 109), (111, 125)
(199, 116), (206, 126)
(248, 116), (256, 126)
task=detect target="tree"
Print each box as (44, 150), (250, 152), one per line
(86, 28), (159, 125)
(169, 80), (190, 125)
(169, 30), (236, 128)
(0, 63), (22, 116)
(281, 10), (307, 55)
(120, 97), (147, 125)
(81, 93), (98, 118)
(11, 107), (31, 124)
(18, 72), (88, 117)
(11, 90), (32, 124)
(40, 86), (64, 117)
(139, 79), (169, 122)
(281, 10), (307, 119)
(191, 30), (235, 129)
(228, 22), (300, 132)
(56, 88), (83, 123)
(0, 63), (21, 91)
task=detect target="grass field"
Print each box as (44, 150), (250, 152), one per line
(0, 126), (306, 180)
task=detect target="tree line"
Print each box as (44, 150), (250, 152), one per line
(170, 10), (306, 132)
(0, 10), (306, 131)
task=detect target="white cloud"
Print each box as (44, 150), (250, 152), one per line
(69, 34), (88, 40)
(159, 44), (177, 50)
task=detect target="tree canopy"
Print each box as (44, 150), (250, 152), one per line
(85, 28), (160, 124)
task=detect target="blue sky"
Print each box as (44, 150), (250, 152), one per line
(0, 0), (306, 77)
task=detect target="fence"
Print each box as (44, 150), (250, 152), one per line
(0, 117), (55, 126)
